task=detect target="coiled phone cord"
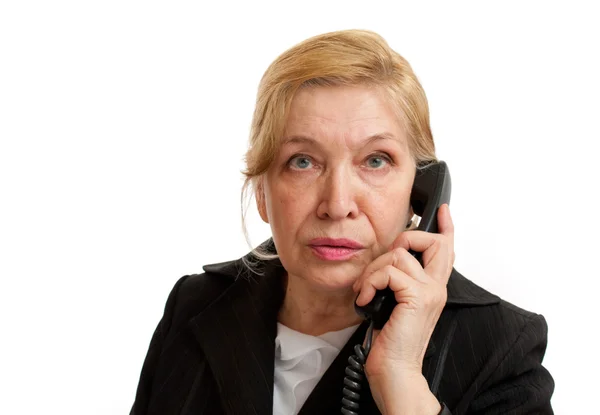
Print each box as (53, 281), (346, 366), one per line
(341, 320), (375, 415)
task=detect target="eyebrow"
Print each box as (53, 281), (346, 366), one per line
(281, 132), (402, 147)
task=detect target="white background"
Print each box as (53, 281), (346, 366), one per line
(1, 1), (598, 413)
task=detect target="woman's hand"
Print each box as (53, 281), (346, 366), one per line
(352, 204), (454, 414)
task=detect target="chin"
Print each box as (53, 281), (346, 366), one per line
(301, 262), (361, 292)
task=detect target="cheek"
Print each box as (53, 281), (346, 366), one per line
(365, 185), (412, 247)
(371, 199), (403, 229)
(267, 181), (314, 228)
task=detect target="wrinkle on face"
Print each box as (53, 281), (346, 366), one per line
(258, 84), (416, 296)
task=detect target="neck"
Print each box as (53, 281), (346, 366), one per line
(277, 273), (363, 336)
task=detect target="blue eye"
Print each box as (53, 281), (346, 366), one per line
(289, 156), (313, 169)
(366, 155), (388, 169)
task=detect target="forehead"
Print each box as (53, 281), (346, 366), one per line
(283, 85), (405, 145)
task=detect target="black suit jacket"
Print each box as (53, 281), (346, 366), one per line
(130, 243), (554, 414)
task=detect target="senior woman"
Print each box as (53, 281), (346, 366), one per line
(130, 30), (554, 414)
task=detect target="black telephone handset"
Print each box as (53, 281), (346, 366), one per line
(341, 161), (452, 414)
(354, 161), (452, 329)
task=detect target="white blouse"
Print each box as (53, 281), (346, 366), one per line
(273, 322), (360, 415)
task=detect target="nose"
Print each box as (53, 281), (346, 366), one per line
(316, 167), (359, 220)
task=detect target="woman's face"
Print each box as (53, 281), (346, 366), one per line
(257, 84), (416, 292)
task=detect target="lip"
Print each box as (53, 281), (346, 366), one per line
(309, 238), (364, 249)
(308, 238), (364, 261)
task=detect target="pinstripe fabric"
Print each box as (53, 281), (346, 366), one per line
(130, 241), (554, 414)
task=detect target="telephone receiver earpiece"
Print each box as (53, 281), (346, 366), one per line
(354, 161), (452, 329)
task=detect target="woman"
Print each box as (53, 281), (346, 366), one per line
(130, 30), (554, 414)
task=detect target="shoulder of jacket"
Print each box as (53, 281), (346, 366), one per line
(169, 268), (239, 328)
(453, 294), (543, 329)
(497, 298), (543, 320)
(448, 294), (548, 369)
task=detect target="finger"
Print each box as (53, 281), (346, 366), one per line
(393, 230), (453, 284)
(392, 229), (438, 254)
(438, 204), (455, 239)
(437, 204), (456, 277)
(355, 265), (416, 306)
(353, 247), (425, 294)
(389, 247), (428, 283)
(392, 204), (454, 252)
(429, 205), (454, 282)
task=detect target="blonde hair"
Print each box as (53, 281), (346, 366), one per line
(240, 29), (437, 266)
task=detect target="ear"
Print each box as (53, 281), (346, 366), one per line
(255, 177), (269, 224)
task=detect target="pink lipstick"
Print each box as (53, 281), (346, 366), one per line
(308, 238), (364, 261)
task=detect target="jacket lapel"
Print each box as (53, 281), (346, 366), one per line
(189, 255), (285, 415)
(298, 321), (371, 414)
